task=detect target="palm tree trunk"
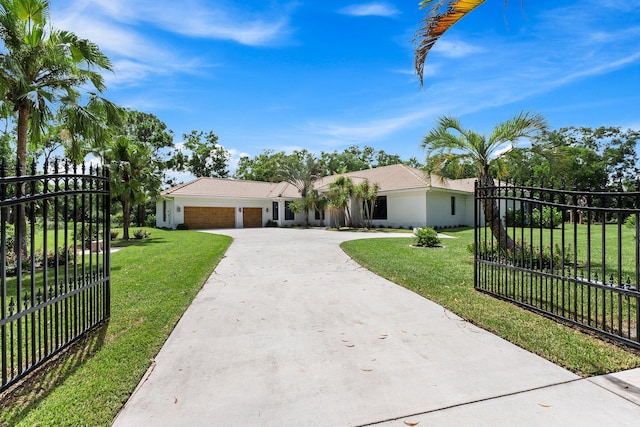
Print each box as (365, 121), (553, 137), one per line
(14, 105), (29, 253)
(122, 198), (131, 240)
(480, 176), (516, 252)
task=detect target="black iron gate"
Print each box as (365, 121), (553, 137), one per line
(474, 180), (640, 349)
(1, 159), (110, 392)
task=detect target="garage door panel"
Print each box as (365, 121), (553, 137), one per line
(243, 208), (263, 228)
(184, 207), (235, 229)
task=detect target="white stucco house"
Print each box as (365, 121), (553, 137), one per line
(156, 164), (478, 230)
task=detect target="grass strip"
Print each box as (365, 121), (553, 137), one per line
(341, 228), (640, 376)
(0, 228), (231, 426)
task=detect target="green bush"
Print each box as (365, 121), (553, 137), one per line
(624, 214), (636, 228)
(110, 211), (124, 228)
(414, 227), (441, 247)
(110, 230), (119, 240)
(265, 219), (278, 227)
(532, 206), (563, 228)
(506, 207), (562, 229)
(176, 223), (189, 230)
(144, 214), (156, 227)
(133, 229), (151, 239)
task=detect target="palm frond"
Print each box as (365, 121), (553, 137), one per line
(414, 0), (487, 86)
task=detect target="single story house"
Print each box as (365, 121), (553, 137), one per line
(156, 164), (478, 230)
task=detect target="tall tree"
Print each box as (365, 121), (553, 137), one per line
(355, 179), (380, 229)
(233, 149), (287, 182)
(176, 130), (229, 178)
(328, 175), (355, 228)
(422, 111), (547, 251)
(120, 109), (174, 225)
(0, 0), (119, 250)
(106, 136), (159, 240)
(277, 150), (323, 226)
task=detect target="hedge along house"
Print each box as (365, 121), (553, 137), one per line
(156, 164), (477, 230)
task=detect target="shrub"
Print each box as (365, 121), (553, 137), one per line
(506, 207), (562, 229)
(531, 206), (563, 229)
(110, 230), (119, 240)
(176, 223), (189, 230)
(144, 214), (156, 227)
(624, 214), (636, 229)
(265, 219), (278, 227)
(46, 246), (73, 268)
(414, 227), (441, 247)
(133, 229), (151, 239)
(111, 211), (124, 228)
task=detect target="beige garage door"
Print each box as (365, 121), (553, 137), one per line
(243, 208), (263, 228)
(184, 207), (235, 229)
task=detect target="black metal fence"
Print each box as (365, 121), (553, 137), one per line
(1, 159), (110, 393)
(474, 180), (640, 349)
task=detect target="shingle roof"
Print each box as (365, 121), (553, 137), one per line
(161, 165), (476, 199)
(161, 177), (300, 199)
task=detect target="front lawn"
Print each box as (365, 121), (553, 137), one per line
(0, 228), (231, 427)
(341, 228), (640, 376)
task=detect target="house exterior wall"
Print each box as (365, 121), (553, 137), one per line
(368, 190), (427, 229)
(156, 196), (272, 229)
(156, 198), (174, 228)
(425, 191), (473, 228)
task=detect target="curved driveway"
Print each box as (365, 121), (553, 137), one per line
(113, 228), (640, 426)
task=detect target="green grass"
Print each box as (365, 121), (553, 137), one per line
(0, 228), (231, 427)
(341, 228), (640, 377)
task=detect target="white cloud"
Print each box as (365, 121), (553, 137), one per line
(83, 0), (294, 46)
(339, 3), (400, 18)
(431, 40), (485, 58)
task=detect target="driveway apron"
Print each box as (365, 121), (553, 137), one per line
(112, 228), (640, 427)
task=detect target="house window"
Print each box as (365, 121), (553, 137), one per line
(272, 201), (279, 220)
(451, 196), (456, 216)
(372, 196), (387, 220)
(284, 201), (295, 220)
(162, 200), (167, 222)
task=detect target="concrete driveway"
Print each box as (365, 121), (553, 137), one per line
(112, 228), (640, 426)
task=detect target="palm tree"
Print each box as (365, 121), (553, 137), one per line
(278, 151), (323, 226)
(0, 0), (119, 250)
(106, 136), (158, 240)
(422, 111), (547, 251)
(414, 0), (488, 86)
(328, 175), (355, 228)
(355, 179), (380, 229)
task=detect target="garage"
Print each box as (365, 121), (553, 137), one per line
(184, 207), (235, 229)
(242, 208), (263, 228)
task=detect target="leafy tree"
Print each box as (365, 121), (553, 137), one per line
(175, 130), (229, 178)
(277, 150), (323, 225)
(106, 136), (159, 239)
(119, 110), (174, 224)
(552, 127), (639, 188)
(422, 112), (547, 251)
(233, 149), (287, 182)
(504, 127), (639, 190)
(0, 0), (119, 250)
(425, 153), (477, 179)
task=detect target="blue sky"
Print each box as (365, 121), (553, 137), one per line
(50, 1), (640, 174)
